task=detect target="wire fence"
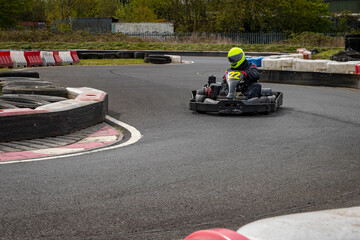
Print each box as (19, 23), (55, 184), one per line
(124, 32), (287, 44)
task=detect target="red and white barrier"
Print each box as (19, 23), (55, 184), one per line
(24, 51), (43, 67)
(51, 51), (63, 66)
(0, 51), (13, 68)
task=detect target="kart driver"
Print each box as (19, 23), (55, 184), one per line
(221, 47), (261, 98)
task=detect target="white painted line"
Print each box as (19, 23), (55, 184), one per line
(0, 116), (143, 165)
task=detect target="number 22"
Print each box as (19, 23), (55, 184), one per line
(229, 72), (241, 79)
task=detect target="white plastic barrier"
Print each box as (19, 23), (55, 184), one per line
(261, 58), (278, 70)
(10, 50), (27, 68)
(36, 99), (96, 112)
(67, 87), (105, 99)
(40, 51), (56, 66)
(327, 61), (360, 74)
(58, 51), (74, 65)
(268, 54), (303, 59)
(293, 59), (330, 72)
(165, 55), (182, 64)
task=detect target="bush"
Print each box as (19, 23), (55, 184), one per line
(284, 32), (344, 48)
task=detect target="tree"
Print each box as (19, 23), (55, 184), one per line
(0, 0), (28, 29)
(270, 0), (331, 33)
(115, 0), (158, 22)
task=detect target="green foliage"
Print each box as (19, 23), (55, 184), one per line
(0, 0), (27, 29)
(0, 0), (341, 34)
(115, 0), (158, 22)
(285, 32), (344, 47)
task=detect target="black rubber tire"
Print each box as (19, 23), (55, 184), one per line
(0, 96), (50, 109)
(2, 85), (68, 98)
(77, 52), (100, 59)
(116, 51), (135, 59)
(1, 94), (67, 103)
(0, 71), (39, 78)
(196, 88), (205, 95)
(195, 94), (206, 102)
(147, 55), (171, 63)
(147, 57), (168, 64)
(0, 100), (18, 109)
(2, 80), (53, 87)
(144, 57), (151, 63)
(134, 52), (146, 59)
(99, 53), (117, 59)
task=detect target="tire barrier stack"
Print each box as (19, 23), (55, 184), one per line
(0, 71), (108, 142)
(0, 50), (80, 69)
(76, 50), (182, 64)
(345, 34), (360, 52)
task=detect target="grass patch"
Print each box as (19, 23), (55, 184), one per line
(79, 59), (146, 65)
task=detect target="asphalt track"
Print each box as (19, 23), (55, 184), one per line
(1, 57), (359, 240)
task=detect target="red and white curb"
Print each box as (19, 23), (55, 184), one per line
(0, 115), (143, 164)
(184, 206), (360, 240)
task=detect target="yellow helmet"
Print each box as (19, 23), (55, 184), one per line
(228, 47), (245, 68)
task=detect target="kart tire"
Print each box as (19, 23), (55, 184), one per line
(260, 96), (270, 103)
(2, 85), (68, 98)
(0, 71), (39, 78)
(196, 88), (205, 95)
(195, 94), (206, 102)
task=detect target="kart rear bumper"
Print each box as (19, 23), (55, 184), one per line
(189, 91), (283, 114)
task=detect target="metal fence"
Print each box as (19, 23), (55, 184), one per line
(123, 32), (287, 44)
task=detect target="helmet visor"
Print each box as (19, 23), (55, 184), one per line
(228, 52), (244, 64)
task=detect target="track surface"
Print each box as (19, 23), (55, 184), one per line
(1, 57), (359, 239)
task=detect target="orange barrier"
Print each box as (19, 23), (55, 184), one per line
(0, 51), (13, 68)
(24, 51), (43, 67)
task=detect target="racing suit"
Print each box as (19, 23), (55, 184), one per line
(221, 59), (261, 98)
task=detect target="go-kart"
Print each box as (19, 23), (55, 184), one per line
(189, 70), (283, 114)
